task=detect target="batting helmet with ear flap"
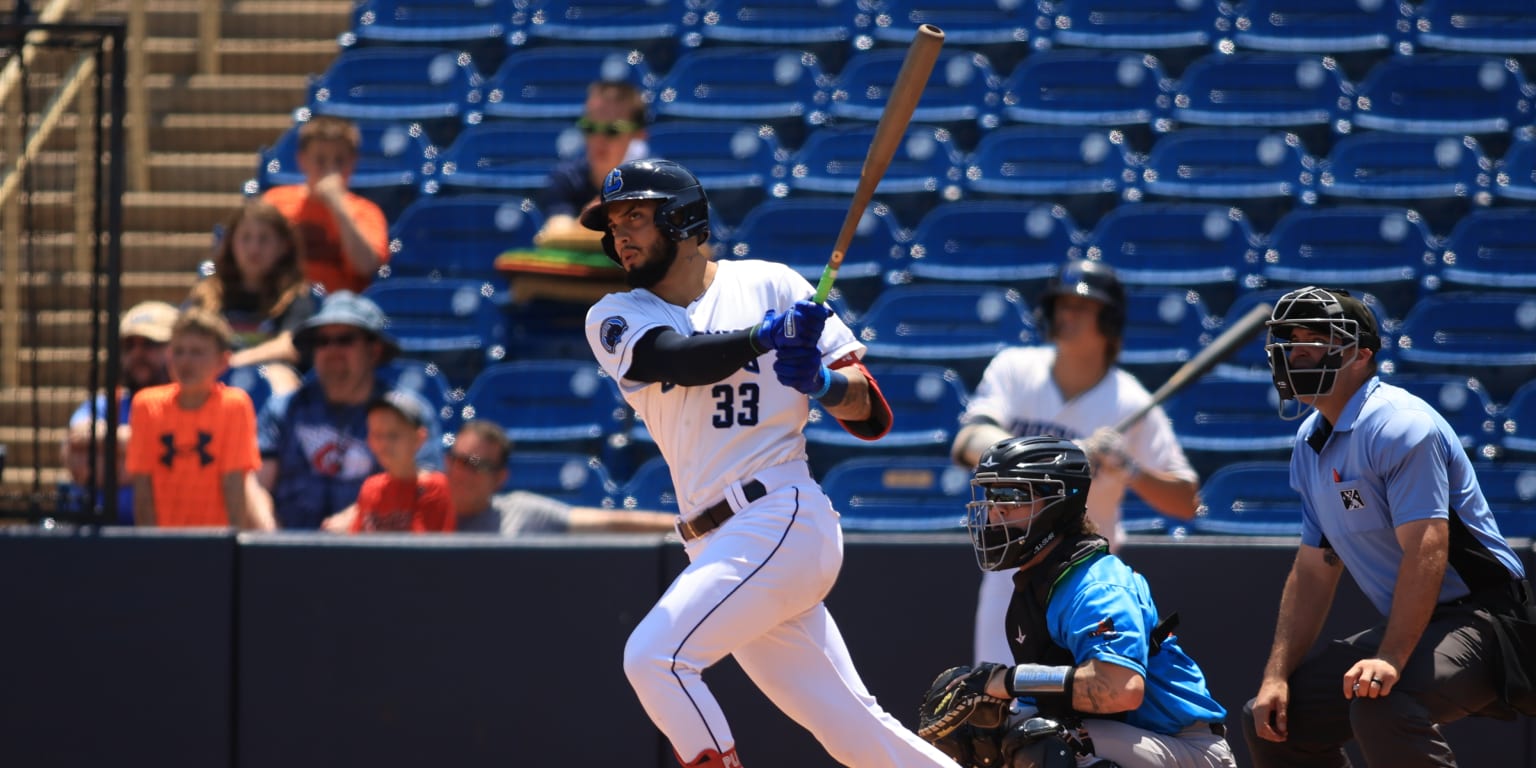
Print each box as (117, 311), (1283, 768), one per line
(578, 159), (711, 265)
(967, 436), (1093, 572)
(1036, 259), (1126, 339)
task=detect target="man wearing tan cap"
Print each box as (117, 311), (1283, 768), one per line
(60, 300), (176, 524)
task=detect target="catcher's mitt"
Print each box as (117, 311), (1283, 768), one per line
(917, 664), (1013, 743)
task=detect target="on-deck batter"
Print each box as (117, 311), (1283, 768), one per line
(581, 159), (960, 768)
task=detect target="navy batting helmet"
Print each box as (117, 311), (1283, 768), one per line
(579, 159), (710, 264)
(966, 436), (1093, 572)
(1036, 259), (1126, 339)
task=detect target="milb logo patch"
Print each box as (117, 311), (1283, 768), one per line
(1339, 488), (1366, 510)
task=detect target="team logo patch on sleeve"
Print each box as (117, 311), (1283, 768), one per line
(1088, 617), (1119, 639)
(1340, 488), (1365, 510)
(600, 315), (628, 354)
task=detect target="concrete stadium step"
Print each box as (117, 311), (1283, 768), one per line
(87, 0), (355, 41)
(157, 113), (292, 155)
(147, 73), (310, 116)
(21, 190), (243, 233)
(15, 271), (194, 315)
(150, 153), (257, 193)
(1, 429), (78, 472)
(0, 390), (85, 441)
(16, 310), (99, 349)
(145, 37), (338, 78)
(0, 466), (73, 496)
(8, 232), (215, 276)
(17, 347), (99, 388)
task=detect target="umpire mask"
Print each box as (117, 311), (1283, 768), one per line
(967, 437), (1091, 572)
(1265, 286), (1380, 420)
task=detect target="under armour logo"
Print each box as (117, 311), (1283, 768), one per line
(1340, 489), (1365, 510)
(159, 431), (214, 468)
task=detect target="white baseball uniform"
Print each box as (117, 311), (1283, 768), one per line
(960, 345), (1197, 665)
(587, 259), (957, 767)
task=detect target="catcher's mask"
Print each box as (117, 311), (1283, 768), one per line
(1036, 259), (1126, 340)
(967, 436), (1091, 572)
(1264, 286), (1380, 420)
(578, 158), (710, 265)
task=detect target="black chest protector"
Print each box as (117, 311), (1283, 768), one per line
(1004, 534), (1108, 717)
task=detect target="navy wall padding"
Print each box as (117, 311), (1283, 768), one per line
(0, 528), (235, 768)
(234, 533), (662, 768)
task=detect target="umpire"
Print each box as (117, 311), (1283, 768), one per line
(921, 435), (1237, 768)
(1244, 286), (1535, 767)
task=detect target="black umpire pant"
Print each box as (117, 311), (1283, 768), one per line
(1240, 600), (1508, 768)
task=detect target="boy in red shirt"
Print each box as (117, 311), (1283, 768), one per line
(351, 390), (454, 533)
(125, 308), (268, 529)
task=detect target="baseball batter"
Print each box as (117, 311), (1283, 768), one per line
(950, 261), (1201, 666)
(580, 159), (959, 768)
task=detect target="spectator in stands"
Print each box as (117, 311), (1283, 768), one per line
(950, 259), (1201, 667)
(1245, 286), (1534, 767)
(252, 291), (441, 530)
(350, 391), (454, 533)
(185, 200), (314, 395)
(60, 300), (176, 524)
(261, 115), (388, 294)
(532, 81), (650, 251)
(448, 419), (675, 535)
(124, 308), (268, 530)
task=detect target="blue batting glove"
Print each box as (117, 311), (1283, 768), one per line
(773, 344), (827, 395)
(752, 300), (830, 353)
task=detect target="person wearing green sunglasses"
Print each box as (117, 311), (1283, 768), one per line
(535, 80), (650, 253)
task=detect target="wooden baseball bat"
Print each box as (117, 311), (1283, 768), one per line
(812, 23), (945, 303)
(1112, 302), (1274, 434)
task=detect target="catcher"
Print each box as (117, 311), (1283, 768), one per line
(918, 436), (1237, 768)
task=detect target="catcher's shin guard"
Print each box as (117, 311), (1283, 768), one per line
(677, 747), (742, 768)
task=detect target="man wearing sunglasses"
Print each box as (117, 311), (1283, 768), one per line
(533, 80), (650, 252)
(446, 419), (673, 535)
(252, 291), (441, 529)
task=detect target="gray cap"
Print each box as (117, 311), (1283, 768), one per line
(368, 389), (429, 428)
(294, 291), (400, 361)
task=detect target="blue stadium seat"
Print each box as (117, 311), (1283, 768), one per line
(1351, 54), (1534, 157)
(460, 359), (629, 455)
(1494, 136), (1536, 204)
(1252, 206), (1436, 324)
(1162, 376), (1296, 479)
(961, 125), (1137, 229)
(644, 121), (787, 227)
(1169, 52), (1352, 156)
(1038, 0), (1229, 77)
(828, 48), (1002, 149)
(1476, 463), (1536, 538)
(1414, 0), (1536, 74)
(1085, 203), (1261, 317)
(652, 47), (830, 150)
(425, 120), (583, 197)
(998, 50), (1172, 152)
(363, 278), (509, 387)
(502, 451), (617, 506)
(1212, 287), (1393, 382)
(381, 357), (462, 432)
(1188, 461), (1302, 536)
(340, 0), (516, 71)
(783, 123), (964, 225)
(899, 201), (1081, 302)
(1121, 495), (1188, 536)
(820, 456), (971, 531)
(513, 0), (685, 71)
(1378, 372), (1499, 456)
(858, 0), (1038, 74)
(1316, 132), (1493, 237)
(615, 455), (678, 511)
(683, 0), (860, 73)
(481, 47), (656, 122)
(385, 195), (543, 283)
(803, 363), (968, 476)
(724, 198), (903, 316)
(1436, 208), (1536, 294)
(1228, 0), (1409, 81)
(855, 284), (1036, 387)
(252, 119), (437, 222)
(303, 47), (484, 146)
(221, 365), (276, 417)
(1139, 127), (1318, 233)
(1118, 288), (1216, 389)
(1502, 381), (1536, 460)
(1394, 291), (1536, 404)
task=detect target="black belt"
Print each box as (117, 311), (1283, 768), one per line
(678, 480), (766, 542)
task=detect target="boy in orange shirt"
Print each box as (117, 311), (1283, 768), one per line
(351, 390), (454, 533)
(126, 308), (269, 529)
(262, 115), (388, 294)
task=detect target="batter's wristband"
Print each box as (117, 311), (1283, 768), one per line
(1005, 664), (1076, 702)
(812, 365), (849, 403)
